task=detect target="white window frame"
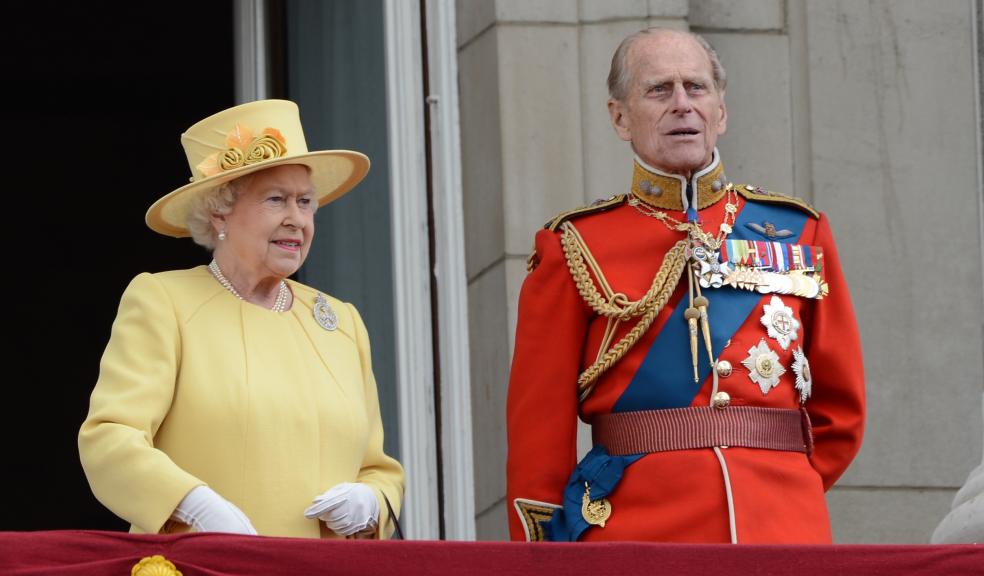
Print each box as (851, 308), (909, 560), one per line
(424, 0), (476, 541)
(385, 0), (475, 540)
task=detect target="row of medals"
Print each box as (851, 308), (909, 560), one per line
(689, 243), (828, 299)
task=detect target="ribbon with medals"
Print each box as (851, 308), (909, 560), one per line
(714, 239), (829, 299)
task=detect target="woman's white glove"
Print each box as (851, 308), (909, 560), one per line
(303, 482), (379, 536)
(171, 485), (258, 535)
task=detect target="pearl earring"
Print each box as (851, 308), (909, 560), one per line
(218, 230), (227, 241)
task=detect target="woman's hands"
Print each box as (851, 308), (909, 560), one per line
(304, 482), (379, 536)
(172, 485), (258, 535)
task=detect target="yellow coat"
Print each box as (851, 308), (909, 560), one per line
(78, 267), (404, 538)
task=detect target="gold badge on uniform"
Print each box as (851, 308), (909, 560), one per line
(792, 346), (813, 403)
(760, 296), (799, 350)
(314, 293), (338, 331)
(742, 339), (786, 395)
(746, 221), (793, 239)
(581, 482), (611, 528)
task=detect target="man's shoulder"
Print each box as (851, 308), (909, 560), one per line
(525, 194), (630, 272)
(735, 184), (818, 219)
(541, 194), (630, 232)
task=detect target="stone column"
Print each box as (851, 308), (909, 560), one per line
(804, 0), (984, 543)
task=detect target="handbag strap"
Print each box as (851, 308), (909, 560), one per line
(383, 494), (404, 540)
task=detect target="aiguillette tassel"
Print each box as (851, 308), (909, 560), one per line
(685, 267), (700, 382)
(693, 286), (715, 369)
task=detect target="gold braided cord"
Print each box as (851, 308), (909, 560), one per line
(558, 222), (688, 400)
(561, 222), (685, 321)
(576, 251), (686, 399)
(562, 222), (617, 301)
(595, 317), (620, 364)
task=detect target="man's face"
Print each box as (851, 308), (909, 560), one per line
(609, 32), (727, 177)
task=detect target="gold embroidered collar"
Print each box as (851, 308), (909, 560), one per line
(630, 149), (728, 212)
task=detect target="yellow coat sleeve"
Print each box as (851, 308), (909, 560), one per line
(348, 303), (405, 538)
(78, 273), (203, 533)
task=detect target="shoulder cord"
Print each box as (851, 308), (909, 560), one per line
(559, 221), (688, 401)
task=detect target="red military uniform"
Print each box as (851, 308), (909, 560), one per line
(506, 153), (864, 543)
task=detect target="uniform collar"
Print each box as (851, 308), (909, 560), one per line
(630, 148), (728, 212)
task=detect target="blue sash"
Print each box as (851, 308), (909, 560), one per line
(612, 201), (808, 412)
(545, 446), (641, 542)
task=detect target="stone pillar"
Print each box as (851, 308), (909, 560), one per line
(804, 0), (984, 543)
(932, 0), (984, 544)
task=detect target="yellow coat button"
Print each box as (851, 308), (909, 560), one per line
(712, 391), (731, 409)
(716, 360), (733, 378)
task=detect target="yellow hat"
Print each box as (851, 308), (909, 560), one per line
(146, 99), (369, 237)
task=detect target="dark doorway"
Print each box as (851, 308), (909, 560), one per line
(9, 2), (235, 531)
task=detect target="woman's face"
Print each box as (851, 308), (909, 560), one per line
(213, 164), (317, 280)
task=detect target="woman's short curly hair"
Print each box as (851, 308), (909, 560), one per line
(185, 175), (253, 250)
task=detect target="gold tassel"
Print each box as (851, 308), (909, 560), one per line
(685, 267), (700, 382)
(693, 281), (715, 370)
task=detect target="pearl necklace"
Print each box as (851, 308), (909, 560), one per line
(208, 259), (290, 313)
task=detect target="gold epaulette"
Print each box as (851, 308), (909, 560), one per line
(736, 184), (818, 219)
(528, 195), (629, 272)
(543, 194), (628, 232)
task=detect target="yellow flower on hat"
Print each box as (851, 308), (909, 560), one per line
(196, 124), (287, 177)
(148, 100), (370, 238)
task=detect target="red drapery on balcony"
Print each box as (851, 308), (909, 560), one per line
(0, 530), (979, 576)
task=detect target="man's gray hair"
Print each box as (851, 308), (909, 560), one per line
(607, 28), (727, 101)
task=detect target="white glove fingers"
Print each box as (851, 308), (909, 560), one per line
(307, 482), (380, 536)
(173, 486), (257, 535)
(303, 496), (347, 519)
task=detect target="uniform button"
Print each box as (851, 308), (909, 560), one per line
(716, 360), (733, 378)
(712, 391), (731, 409)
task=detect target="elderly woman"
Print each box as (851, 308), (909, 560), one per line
(78, 100), (404, 539)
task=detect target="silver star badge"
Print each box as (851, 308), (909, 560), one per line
(760, 296), (800, 350)
(691, 245), (731, 288)
(792, 346), (812, 403)
(742, 339), (786, 395)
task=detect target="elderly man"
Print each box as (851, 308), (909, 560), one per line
(506, 28), (864, 543)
